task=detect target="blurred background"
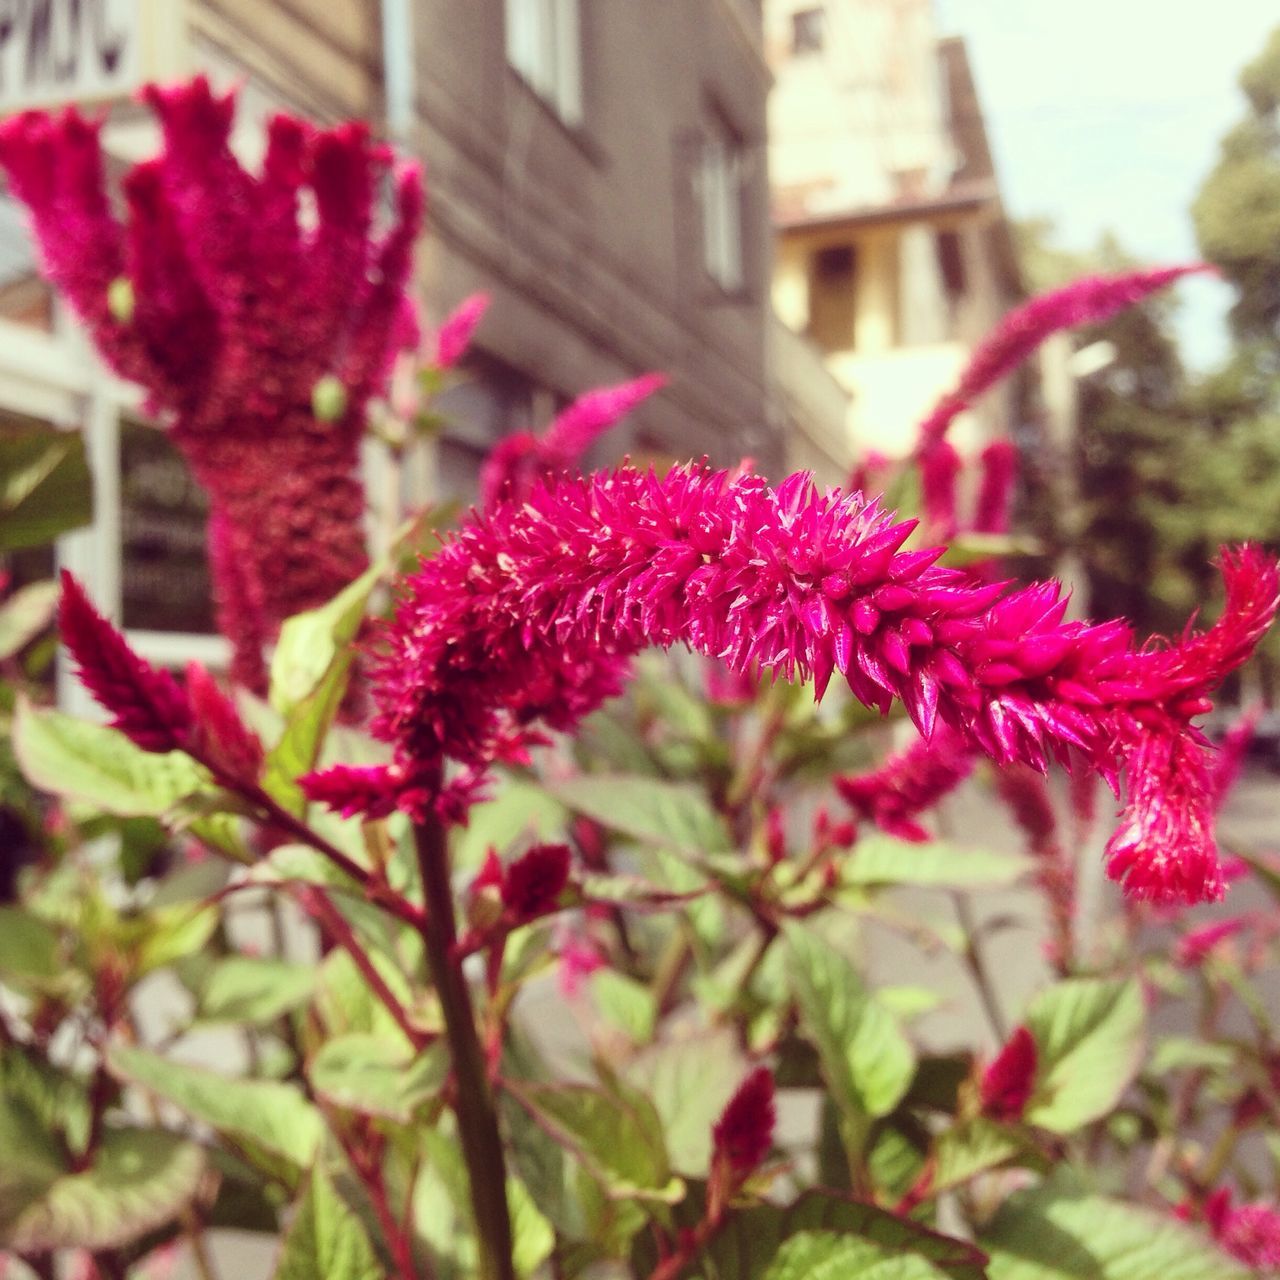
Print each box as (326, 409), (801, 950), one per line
(3, 0), (1280, 718)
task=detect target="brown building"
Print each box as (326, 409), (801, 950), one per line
(0, 1), (780, 687)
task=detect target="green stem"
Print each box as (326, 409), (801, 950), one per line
(414, 814), (515, 1280)
(952, 891), (1008, 1044)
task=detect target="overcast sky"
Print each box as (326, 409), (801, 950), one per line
(933, 0), (1278, 369)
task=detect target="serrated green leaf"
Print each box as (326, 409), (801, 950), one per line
(933, 1119), (1022, 1193)
(0, 580), (58, 659)
(273, 1167), (382, 1280)
(0, 1124), (204, 1253)
(1023, 979), (1145, 1133)
(764, 1230), (950, 1280)
(980, 1180), (1248, 1279)
(592, 969), (657, 1044)
(843, 836), (1031, 888)
(0, 424), (93, 550)
(787, 925), (916, 1152)
(199, 955), (317, 1025)
(509, 1081), (679, 1200)
(0, 907), (62, 985)
(108, 1045), (322, 1186)
(13, 700), (206, 817)
(624, 1029), (747, 1177)
(264, 564), (380, 813)
(309, 1033), (445, 1123)
(548, 774), (732, 853)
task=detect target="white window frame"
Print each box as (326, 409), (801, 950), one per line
(504, 0), (583, 126)
(701, 125), (746, 294)
(0, 309), (230, 716)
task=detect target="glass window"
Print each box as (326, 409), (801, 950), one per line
(791, 7), (826, 55)
(505, 0), (583, 126)
(702, 123), (746, 294)
(118, 419), (216, 635)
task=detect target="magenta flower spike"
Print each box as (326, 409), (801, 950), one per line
(0, 79), (423, 691)
(915, 265), (1209, 449)
(479, 372), (666, 509)
(303, 461), (1278, 904)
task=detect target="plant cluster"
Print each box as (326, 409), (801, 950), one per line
(0, 80), (1278, 1280)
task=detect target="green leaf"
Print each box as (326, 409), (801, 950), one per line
(624, 1029), (747, 1177)
(0, 423), (93, 550)
(264, 563), (380, 813)
(548, 774), (732, 853)
(1023, 979), (1145, 1133)
(273, 1167), (382, 1280)
(842, 836), (1031, 888)
(509, 1081), (679, 1200)
(933, 1119), (1022, 1193)
(591, 969), (657, 1044)
(135, 902), (219, 975)
(0, 1122), (204, 1253)
(199, 955), (317, 1025)
(309, 1033), (445, 1123)
(0, 580), (58, 659)
(764, 1230), (952, 1280)
(508, 1175), (556, 1278)
(0, 907), (63, 986)
(1148, 1036), (1236, 1075)
(690, 1189), (989, 1280)
(108, 1045), (322, 1186)
(787, 925), (916, 1152)
(980, 1179), (1248, 1279)
(13, 700), (206, 817)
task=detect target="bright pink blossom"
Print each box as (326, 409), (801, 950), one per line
(836, 724), (975, 842)
(1196, 1188), (1280, 1269)
(974, 440), (1020, 535)
(712, 1067), (776, 1175)
(479, 372), (666, 508)
(980, 1025), (1038, 1122)
(919, 440), (962, 538)
(916, 266), (1209, 448)
(185, 662), (264, 784)
(309, 464), (1276, 903)
(434, 292), (490, 369)
(0, 80), (422, 691)
(58, 571), (192, 752)
(1175, 916), (1249, 967)
(501, 843), (572, 920)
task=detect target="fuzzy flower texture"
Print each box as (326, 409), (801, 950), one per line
(305, 458), (1278, 905)
(0, 80), (422, 691)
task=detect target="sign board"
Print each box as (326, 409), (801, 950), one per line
(0, 0), (184, 115)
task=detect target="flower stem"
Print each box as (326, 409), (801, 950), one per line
(413, 813), (515, 1280)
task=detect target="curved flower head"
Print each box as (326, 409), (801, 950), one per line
(0, 78), (423, 691)
(305, 461), (1278, 905)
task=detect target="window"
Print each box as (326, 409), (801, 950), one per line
(702, 123), (746, 294)
(505, 0), (583, 126)
(807, 244), (857, 353)
(935, 230), (967, 300)
(791, 7), (825, 55)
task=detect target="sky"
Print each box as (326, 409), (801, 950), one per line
(933, 0), (1278, 369)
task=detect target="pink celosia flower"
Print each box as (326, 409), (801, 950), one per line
(185, 662), (264, 784)
(980, 1025), (1038, 1122)
(58, 571), (192, 752)
(434, 292), (490, 369)
(974, 440), (1020, 535)
(1211, 704), (1261, 807)
(479, 372), (666, 509)
(555, 932), (604, 997)
(501, 843), (572, 920)
(0, 79), (422, 692)
(1195, 1187), (1280, 1269)
(306, 463), (1277, 904)
(836, 723), (975, 842)
(712, 1067), (776, 1175)
(1174, 916), (1249, 967)
(916, 266), (1209, 448)
(919, 440), (962, 538)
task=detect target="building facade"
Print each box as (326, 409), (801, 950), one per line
(765, 0), (1024, 464)
(0, 0), (780, 688)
